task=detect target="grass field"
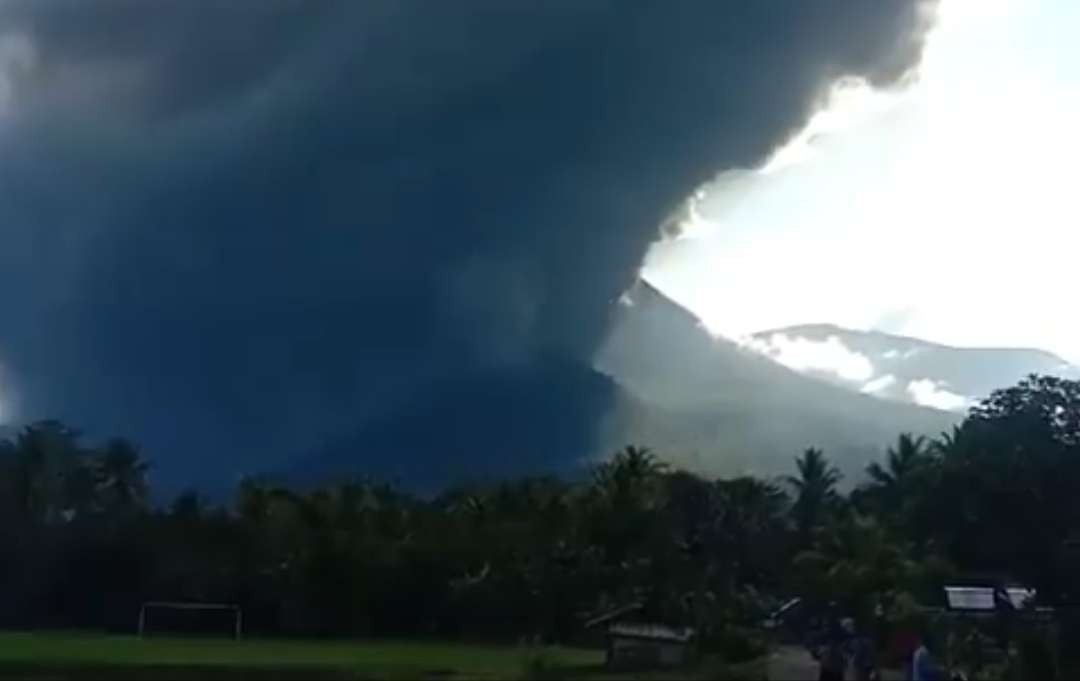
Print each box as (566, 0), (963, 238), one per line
(0, 632), (770, 680)
(0, 632), (605, 680)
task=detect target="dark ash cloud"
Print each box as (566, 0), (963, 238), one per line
(0, 0), (935, 492)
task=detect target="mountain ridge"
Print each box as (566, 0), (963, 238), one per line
(748, 322), (1080, 411)
(756, 322), (1073, 363)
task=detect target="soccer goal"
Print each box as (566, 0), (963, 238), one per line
(138, 601), (243, 639)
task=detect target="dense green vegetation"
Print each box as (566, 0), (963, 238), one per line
(2, 374), (1080, 655)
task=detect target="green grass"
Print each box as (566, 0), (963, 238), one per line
(0, 632), (604, 679)
(0, 632), (766, 680)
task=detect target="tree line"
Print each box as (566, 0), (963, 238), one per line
(2, 375), (1080, 650)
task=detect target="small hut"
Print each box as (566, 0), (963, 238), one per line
(583, 602), (696, 670)
(940, 580), (1053, 674)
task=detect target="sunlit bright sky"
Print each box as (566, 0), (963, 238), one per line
(644, 0), (1080, 363)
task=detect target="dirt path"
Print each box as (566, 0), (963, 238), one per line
(766, 646), (904, 681)
(767, 645), (819, 680)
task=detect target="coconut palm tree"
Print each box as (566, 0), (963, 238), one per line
(591, 446), (668, 511)
(786, 447), (842, 541)
(793, 514), (921, 612)
(866, 434), (928, 490)
(933, 425), (967, 456)
(236, 477), (281, 524)
(859, 434), (933, 517)
(94, 438), (150, 512)
(13, 420), (84, 521)
(715, 477), (790, 572)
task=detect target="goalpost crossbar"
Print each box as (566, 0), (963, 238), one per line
(137, 601), (243, 639)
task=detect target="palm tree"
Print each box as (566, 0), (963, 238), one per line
(793, 515), (920, 611)
(447, 490), (489, 525)
(0, 438), (18, 517)
(94, 438), (150, 512)
(63, 461), (99, 517)
(933, 425), (965, 455)
(13, 420), (83, 521)
(170, 489), (205, 520)
(727, 477), (792, 592)
(786, 447), (842, 540)
(236, 477), (280, 524)
(660, 473), (789, 637)
(866, 434), (928, 491)
(716, 477), (789, 555)
(587, 446), (670, 581)
(718, 477), (788, 524)
(591, 446), (668, 511)
(860, 434), (933, 522)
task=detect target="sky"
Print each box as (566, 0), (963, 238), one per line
(0, 1), (934, 491)
(645, 0), (1080, 364)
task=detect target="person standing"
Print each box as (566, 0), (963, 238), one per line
(912, 633), (943, 681)
(818, 612), (850, 681)
(894, 626), (918, 680)
(852, 625), (878, 681)
(819, 637), (848, 681)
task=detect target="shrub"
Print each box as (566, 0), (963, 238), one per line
(519, 647), (565, 681)
(706, 625), (769, 663)
(1017, 627), (1058, 680)
(700, 656), (769, 681)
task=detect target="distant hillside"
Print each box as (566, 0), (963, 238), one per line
(748, 323), (1080, 411)
(595, 282), (957, 481)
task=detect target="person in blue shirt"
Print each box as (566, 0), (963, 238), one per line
(912, 631), (943, 681)
(851, 622), (878, 681)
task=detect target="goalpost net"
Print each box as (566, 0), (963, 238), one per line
(138, 601), (243, 639)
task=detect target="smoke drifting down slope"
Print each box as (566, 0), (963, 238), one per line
(299, 283), (959, 488)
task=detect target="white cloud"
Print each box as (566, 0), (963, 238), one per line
(742, 333), (875, 383)
(907, 378), (969, 411)
(642, 0), (1080, 363)
(882, 348), (920, 360)
(862, 374), (897, 395)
